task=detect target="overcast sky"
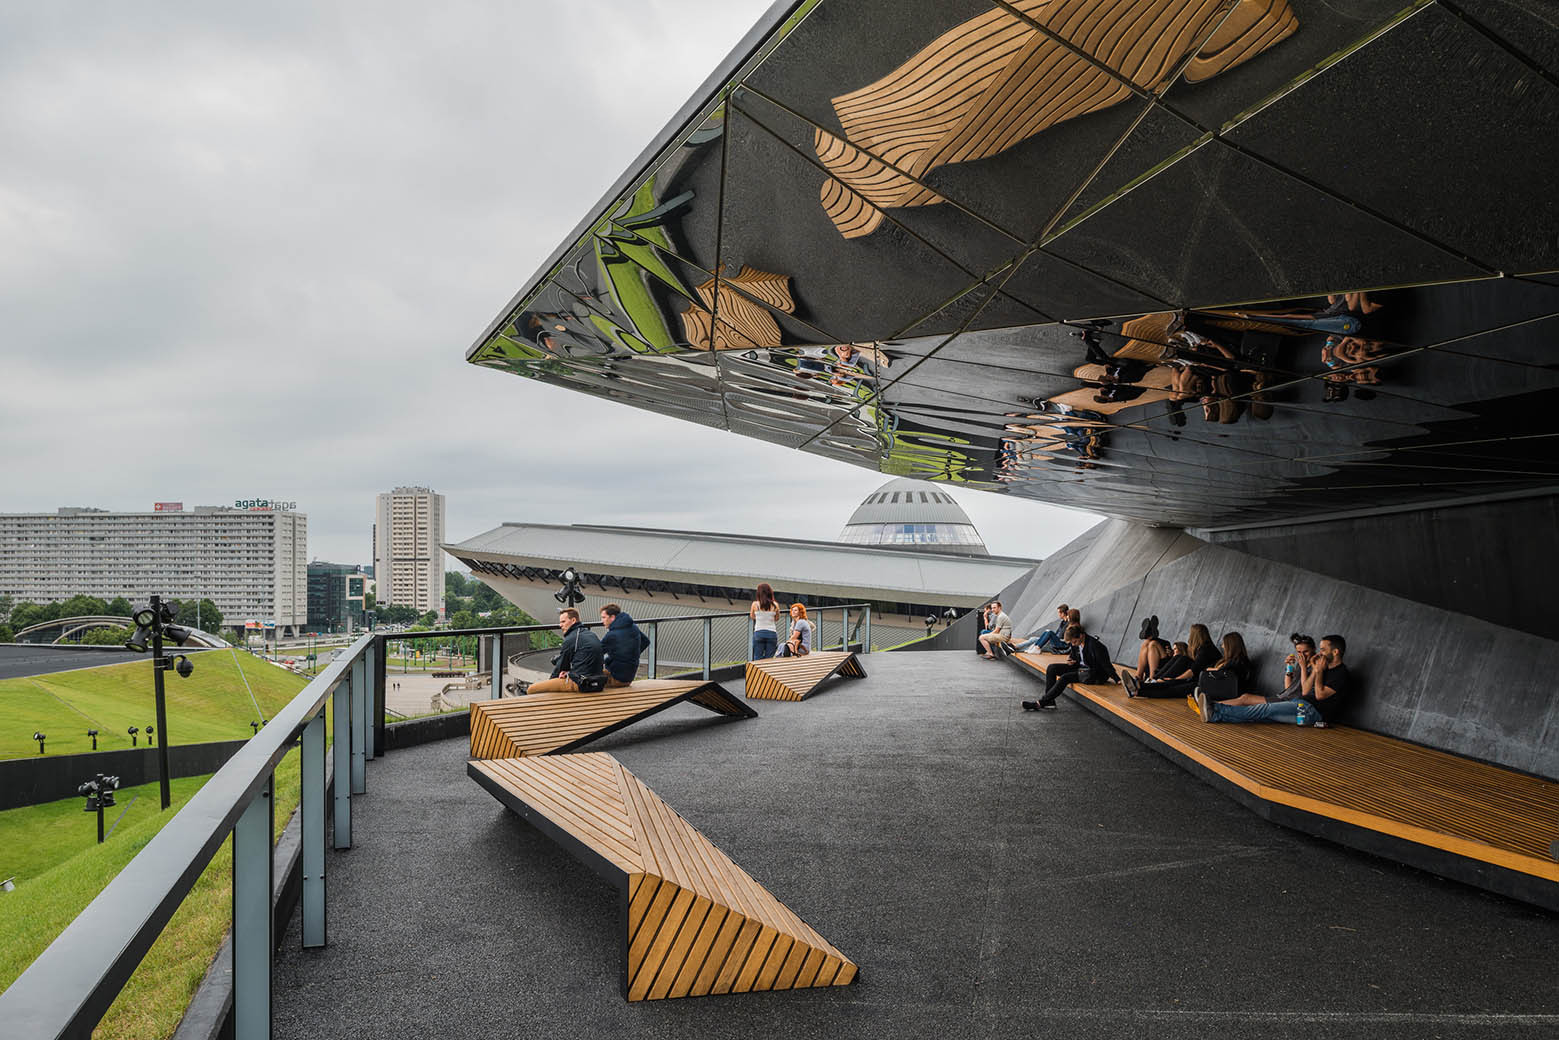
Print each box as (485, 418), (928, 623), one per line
(0, 1), (1101, 566)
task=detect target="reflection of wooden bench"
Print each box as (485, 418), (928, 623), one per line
(1007, 653), (1559, 910)
(744, 651), (866, 701)
(468, 752), (858, 1000)
(468, 680), (756, 759)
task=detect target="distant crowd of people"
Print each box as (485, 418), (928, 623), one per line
(979, 602), (1352, 727)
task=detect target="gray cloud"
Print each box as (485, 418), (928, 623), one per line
(0, 1), (1100, 566)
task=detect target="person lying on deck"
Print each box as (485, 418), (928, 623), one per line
(1012, 604), (1074, 654)
(1022, 624), (1118, 710)
(1195, 634), (1350, 727)
(1125, 623), (1217, 698)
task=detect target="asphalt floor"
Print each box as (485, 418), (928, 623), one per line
(271, 651), (1559, 1039)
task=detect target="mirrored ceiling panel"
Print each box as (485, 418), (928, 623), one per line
(1155, 0), (1417, 130)
(470, 0), (1559, 533)
(1223, 4), (1559, 274)
(1043, 139), (1487, 306)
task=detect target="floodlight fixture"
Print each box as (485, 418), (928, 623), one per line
(146, 725), (155, 746)
(32, 732), (45, 754)
(87, 729), (98, 750)
(128, 726), (139, 746)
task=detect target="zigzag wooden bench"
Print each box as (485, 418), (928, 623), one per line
(469, 680), (756, 759)
(469, 752), (858, 1000)
(1006, 652), (1559, 910)
(744, 651), (866, 701)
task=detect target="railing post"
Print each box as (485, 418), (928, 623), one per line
(863, 605), (872, 653)
(350, 657), (366, 795)
(301, 708), (326, 949)
(646, 621), (657, 679)
(702, 617), (712, 680)
(232, 774), (273, 1040)
(842, 606), (850, 652)
(332, 679), (351, 850)
(489, 635), (501, 700)
(364, 641), (377, 760)
(373, 634), (387, 756)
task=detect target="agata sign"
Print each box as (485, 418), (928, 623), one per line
(236, 498), (299, 511)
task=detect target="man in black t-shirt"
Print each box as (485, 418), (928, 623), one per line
(1195, 634), (1350, 726)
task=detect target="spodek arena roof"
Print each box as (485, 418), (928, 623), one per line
(444, 523), (1037, 605)
(466, 0), (1559, 531)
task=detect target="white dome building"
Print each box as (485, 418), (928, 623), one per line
(837, 478), (990, 557)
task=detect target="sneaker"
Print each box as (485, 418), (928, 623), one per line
(1122, 672), (1139, 697)
(1194, 690), (1214, 723)
(1021, 700), (1039, 711)
(1036, 700), (1058, 710)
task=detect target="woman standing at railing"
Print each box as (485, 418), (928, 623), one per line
(749, 583), (780, 660)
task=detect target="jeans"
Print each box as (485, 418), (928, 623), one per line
(752, 630), (778, 660)
(1211, 700), (1318, 725)
(1017, 630), (1067, 653)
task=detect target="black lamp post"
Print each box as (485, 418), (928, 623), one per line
(87, 729), (98, 751)
(125, 595), (201, 811)
(32, 732), (45, 755)
(146, 725), (155, 747)
(128, 726), (138, 747)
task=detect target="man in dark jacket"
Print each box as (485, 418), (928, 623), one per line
(526, 608), (605, 693)
(1024, 624), (1118, 710)
(598, 603), (649, 688)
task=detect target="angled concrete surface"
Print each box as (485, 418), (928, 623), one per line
(271, 652), (1559, 1040)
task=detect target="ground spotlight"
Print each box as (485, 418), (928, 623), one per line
(128, 726), (139, 747)
(32, 732), (46, 754)
(146, 725), (155, 746)
(250, 721), (261, 735)
(79, 773), (120, 843)
(87, 729), (98, 750)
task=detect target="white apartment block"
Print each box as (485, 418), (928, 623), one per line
(0, 507), (308, 634)
(373, 487), (445, 617)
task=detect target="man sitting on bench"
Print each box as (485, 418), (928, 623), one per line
(1012, 604), (1074, 654)
(599, 603), (649, 689)
(526, 608), (606, 694)
(979, 602), (1015, 658)
(1023, 624), (1118, 710)
(1196, 634), (1350, 727)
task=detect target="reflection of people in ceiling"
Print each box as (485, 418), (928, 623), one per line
(813, 0), (1299, 238)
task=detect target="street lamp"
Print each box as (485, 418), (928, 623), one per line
(123, 595), (219, 810)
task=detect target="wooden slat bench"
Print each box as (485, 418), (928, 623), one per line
(468, 680), (756, 760)
(468, 752), (858, 1000)
(1008, 652), (1559, 910)
(744, 651), (866, 702)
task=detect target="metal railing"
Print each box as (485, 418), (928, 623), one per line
(0, 604), (872, 1039)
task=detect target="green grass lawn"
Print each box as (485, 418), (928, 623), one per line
(0, 651), (309, 759)
(0, 752), (304, 1039)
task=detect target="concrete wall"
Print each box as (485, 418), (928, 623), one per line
(1201, 492), (1559, 643)
(0, 739), (247, 811)
(1004, 520), (1559, 779)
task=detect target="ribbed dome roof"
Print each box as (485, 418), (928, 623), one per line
(839, 478), (989, 556)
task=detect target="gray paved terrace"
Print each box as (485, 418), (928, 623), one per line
(273, 652), (1559, 1039)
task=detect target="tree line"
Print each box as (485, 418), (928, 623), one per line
(0, 594), (223, 644)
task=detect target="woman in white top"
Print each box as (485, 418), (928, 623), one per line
(749, 582), (780, 659)
(781, 603), (813, 657)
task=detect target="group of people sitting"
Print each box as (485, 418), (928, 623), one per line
(989, 603), (1353, 727)
(521, 603), (651, 695)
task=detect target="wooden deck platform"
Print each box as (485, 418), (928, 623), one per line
(743, 651), (866, 702)
(468, 680), (756, 760)
(1010, 652), (1559, 910)
(468, 753), (858, 1000)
